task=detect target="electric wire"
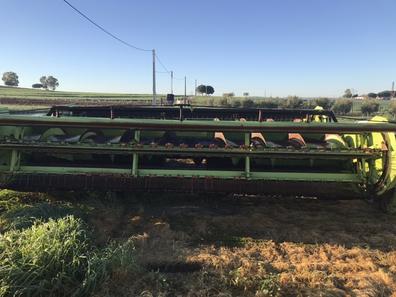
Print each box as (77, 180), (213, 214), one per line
(61, 0), (192, 93)
(155, 54), (170, 73)
(62, 0), (151, 52)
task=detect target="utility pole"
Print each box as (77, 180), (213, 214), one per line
(194, 79), (197, 96)
(171, 71), (174, 94)
(392, 81), (395, 99)
(152, 49), (156, 105)
(184, 76), (187, 98)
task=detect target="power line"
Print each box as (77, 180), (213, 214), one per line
(62, 0), (151, 52)
(61, 0), (194, 98)
(155, 54), (170, 73)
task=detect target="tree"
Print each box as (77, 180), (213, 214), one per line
(40, 75), (59, 90)
(232, 100), (242, 108)
(378, 91), (392, 99)
(243, 92), (249, 97)
(195, 84), (214, 95)
(32, 83), (43, 88)
(45, 76), (59, 90)
(367, 93), (377, 98)
(313, 97), (334, 110)
(360, 100), (379, 116)
(282, 96), (303, 109)
(257, 99), (279, 108)
(196, 85), (207, 95)
(206, 85), (215, 95)
(219, 97), (230, 107)
(389, 101), (396, 118)
(40, 76), (48, 89)
(332, 99), (353, 115)
(2, 72), (19, 86)
(242, 99), (255, 108)
(343, 89), (353, 98)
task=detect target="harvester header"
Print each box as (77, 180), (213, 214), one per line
(0, 105), (395, 211)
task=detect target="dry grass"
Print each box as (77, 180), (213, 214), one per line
(87, 195), (396, 296)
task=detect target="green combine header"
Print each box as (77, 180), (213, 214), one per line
(0, 105), (395, 211)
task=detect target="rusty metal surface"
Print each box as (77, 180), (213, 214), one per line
(0, 141), (381, 159)
(0, 172), (364, 199)
(47, 105), (339, 122)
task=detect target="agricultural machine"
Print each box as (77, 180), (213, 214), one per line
(0, 104), (396, 211)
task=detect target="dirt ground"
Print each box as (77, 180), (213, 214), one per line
(89, 194), (396, 297)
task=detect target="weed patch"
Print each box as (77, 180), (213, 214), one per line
(0, 216), (136, 297)
(1, 202), (87, 232)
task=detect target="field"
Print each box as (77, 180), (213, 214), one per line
(0, 86), (155, 109)
(1, 86), (396, 296)
(0, 85), (154, 100)
(1, 191), (396, 296)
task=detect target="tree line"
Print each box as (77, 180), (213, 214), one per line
(343, 88), (394, 99)
(1, 71), (59, 90)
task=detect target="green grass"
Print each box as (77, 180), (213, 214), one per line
(351, 99), (391, 114)
(0, 216), (136, 297)
(0, 86), (154, 101)
(0, 190), (139, 297)
(0, 216), (97, 296)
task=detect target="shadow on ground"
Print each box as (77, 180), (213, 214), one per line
(89, 193), (396, 296)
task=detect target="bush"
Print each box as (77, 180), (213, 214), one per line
(232, 100), (242, 108)
(332, 99), (353, 115)
(361, 100), (379, 116)
(0, 216), (136, 297)
(242, 99), (256, 108)
(257, 99), (279, 108)
(219, 97), (230, 107)
(389, 101), (396, 118)
(313, 98), (334, 110)
(281, 96), (304, 109)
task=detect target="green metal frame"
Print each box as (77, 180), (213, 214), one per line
(0, 113), (393, 196)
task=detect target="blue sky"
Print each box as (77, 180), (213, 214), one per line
(1, 0), (395, 97)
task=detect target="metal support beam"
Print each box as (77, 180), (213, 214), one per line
(132, 130), (140, 176)
(0, 115), (395, 133)
(9, 128), (22, 172)
(245, 132), (250, 178)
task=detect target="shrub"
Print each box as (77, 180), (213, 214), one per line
(360, 100), (379, 116)
(332, 99), (353, 115)
(219, 97), (230, 107)
(281, 96), (304, 109)
(389, 101), (396, 118)
(232, 100), (242, 108)
(313, 97), (334, 110)
(242, 99), (256, 108)
(257, 99), (279, 108)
